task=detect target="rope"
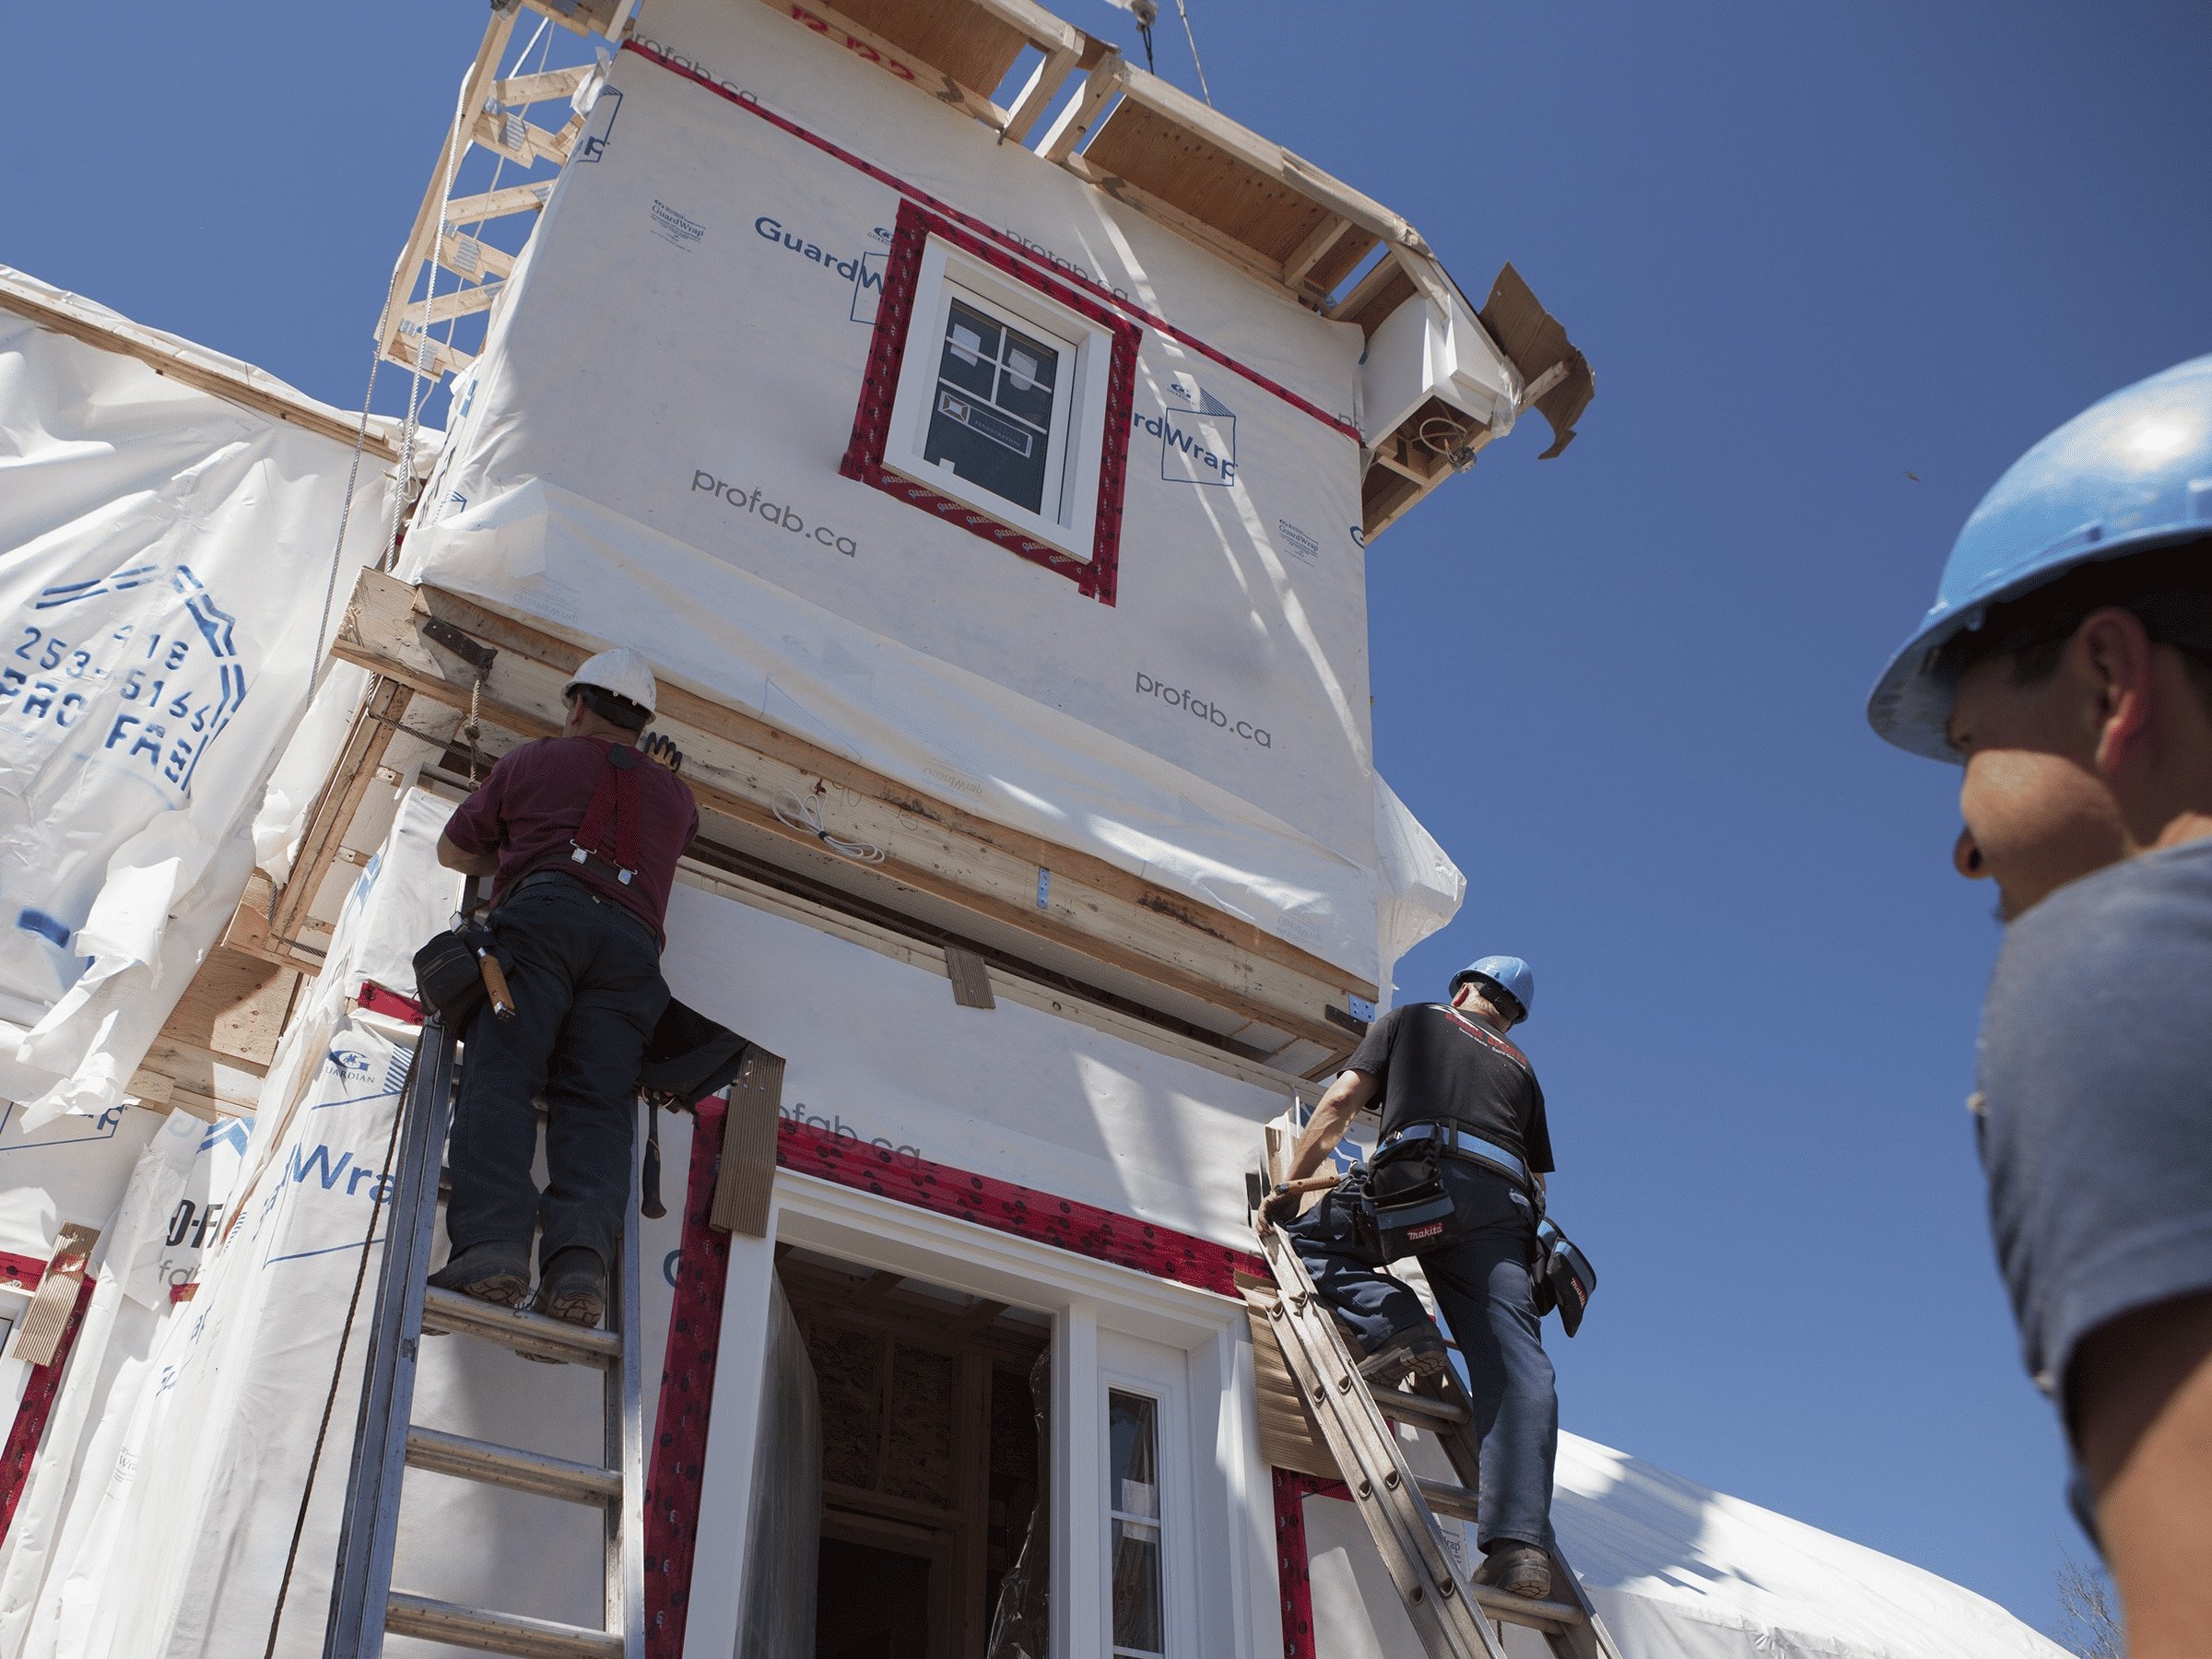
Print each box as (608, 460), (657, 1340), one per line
(1171, 0), (1212, 104)
(257, 1042), (418, 1659)
(307, 345), (386, 700)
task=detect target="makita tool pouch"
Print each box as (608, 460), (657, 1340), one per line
(1364, 1138), (1467, 1260)
(1530, 1217), (1598, 1337)
(412, 923), (500, 1029)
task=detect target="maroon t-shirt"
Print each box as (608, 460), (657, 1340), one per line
(442, 735), (699, 942)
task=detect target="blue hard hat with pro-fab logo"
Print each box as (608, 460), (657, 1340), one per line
(1868, 353), (2212, 762)
(1451, 955), (1535, 1020)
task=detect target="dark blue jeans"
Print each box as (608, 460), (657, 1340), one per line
(446, 875), (668, 1274)
(1284, 1159), (1558, 1549)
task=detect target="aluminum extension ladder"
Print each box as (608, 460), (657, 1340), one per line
(324, 1012), (646, 1659)
(1253, 1216), (1625, 1659)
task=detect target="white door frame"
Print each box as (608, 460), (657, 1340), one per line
(687, 1168), (1281, 1659)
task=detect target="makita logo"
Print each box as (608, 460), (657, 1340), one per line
(1135, 672), (1272, 748)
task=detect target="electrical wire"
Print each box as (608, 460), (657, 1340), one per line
(773, 789), (886, 864)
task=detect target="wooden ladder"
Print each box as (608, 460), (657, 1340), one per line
(1252, 1209), (1624, 1659)
(322, 1013), (645, 1659)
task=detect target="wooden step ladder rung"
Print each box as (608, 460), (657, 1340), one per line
(405, 1425), (622, 1505)
(384, 1591), (623, 1658)
(420, 1284), (623, 1366)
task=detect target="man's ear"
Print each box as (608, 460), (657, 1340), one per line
(2075, 608), (2156, 776)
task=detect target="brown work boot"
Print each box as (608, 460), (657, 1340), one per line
(1356, 1324), (1449, 1384)
(532, 1248), (607, 1329)
(1474, 1541), (1552, 1601)
(427, 1241), (530, 1308)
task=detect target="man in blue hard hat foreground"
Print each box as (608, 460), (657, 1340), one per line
(1867, 356), (2212, 1659)
(1264, 955), (1560, 1601)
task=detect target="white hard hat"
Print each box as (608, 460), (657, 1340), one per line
(567, 646), (658, 717)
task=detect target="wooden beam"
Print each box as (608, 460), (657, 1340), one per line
(444, 180), (558, 227)
(470, 107), (581, 169)
(273, 677), (412, 941)
(373, 9), (518, 359)
(438, 230), (516, 285)
(492, 65), (594, 108)
(330, 572), (1373, 1052)
(0, 274), (400, 460)
(1038, 53), (1122, 161)
(1282, 215), (1352, 288)
(1063, 154), (1305, 304)
(999, 42), (1078, 144)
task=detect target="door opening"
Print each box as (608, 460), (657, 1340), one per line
(781, 1247), (1051, 1659)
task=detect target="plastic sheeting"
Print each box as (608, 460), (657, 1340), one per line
(0, 789), (693, 1658)
(0, 268), (403, 1124)
(1300, 1432), (2070, 1659)
(404, 0), (1463, 987)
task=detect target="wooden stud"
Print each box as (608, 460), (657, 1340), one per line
(272, 677), (412, 943)
(1038, 53), (1123, 161)
(998, 42), (1077, 144)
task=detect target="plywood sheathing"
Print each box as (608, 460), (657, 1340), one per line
(832, 0), (1033, 96)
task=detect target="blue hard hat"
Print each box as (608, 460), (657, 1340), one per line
(1451, 955), (1535, 1019)
(1868, 354), (2212, 762)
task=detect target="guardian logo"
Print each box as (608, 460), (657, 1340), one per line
(1134, 378), (1237, 486)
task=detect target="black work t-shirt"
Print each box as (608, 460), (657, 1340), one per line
(1344, 1003), (1554, 1173)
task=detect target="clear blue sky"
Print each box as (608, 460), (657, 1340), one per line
(9, 0), (2208, 1640)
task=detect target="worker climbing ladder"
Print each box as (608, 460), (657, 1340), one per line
(323, 1008), (646, 1659)
(1253, 1210), (1625, 1659)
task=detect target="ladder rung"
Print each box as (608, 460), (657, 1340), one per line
(1466, 1581), (1588, 1634)
(420, 1286), (622, 1366)
(385, 1591), (622, 1658)
(1414, 1475), (1480, 1522)
(1369, 1382), (1471, 1430)
(405, 1425), (621, 1505)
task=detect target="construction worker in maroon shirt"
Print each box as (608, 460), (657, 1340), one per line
(429, 648), (699, 1329)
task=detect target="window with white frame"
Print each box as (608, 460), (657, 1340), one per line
(884, 238), (1114, 562)
(1107, 1388), (1167, 1658)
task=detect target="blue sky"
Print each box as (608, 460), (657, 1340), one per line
(9, 0), (2208, 1640)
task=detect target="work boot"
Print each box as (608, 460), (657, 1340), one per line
(533, 1247), (607, 1329)
(427, 1241), (530, 1308)
(1356, 1324), (1449, 1385)
(1474, 1541), (1552, 1602)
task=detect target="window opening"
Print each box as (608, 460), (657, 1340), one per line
(1107, 1389), (1166, 1659)
(842, 202), (1138, 603)
(926, 294), (1071, 516)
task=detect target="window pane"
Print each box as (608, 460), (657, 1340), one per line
(924, 298), (1057, 515)
(1111, 1519), (1163, 1653)
(1108, 1390), (1164, 1654)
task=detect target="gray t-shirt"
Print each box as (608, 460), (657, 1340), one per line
(1977, 837), (2212, 1416)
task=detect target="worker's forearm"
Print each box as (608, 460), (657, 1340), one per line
(436, 833), (499, 877)
(1283, 1072), (1372, 1183)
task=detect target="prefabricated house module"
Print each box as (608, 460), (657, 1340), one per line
(0, 0), (1612, 1654)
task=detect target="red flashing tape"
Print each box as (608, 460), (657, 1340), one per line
(642, 1094), (735, 1657)
(0, 1277), (96, 1540)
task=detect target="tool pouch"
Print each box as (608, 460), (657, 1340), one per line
(1530, 1217), (1598, 1337)
(631, 997), (751, 1220)
(1363, 1139), (1465, 1259)
(412, 924), (498, 1029)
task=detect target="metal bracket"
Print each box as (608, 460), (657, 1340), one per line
(420, 615), (498, 679)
